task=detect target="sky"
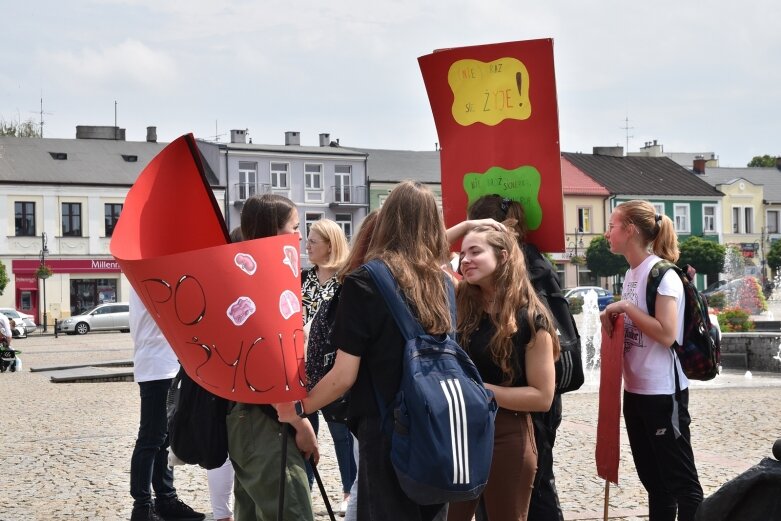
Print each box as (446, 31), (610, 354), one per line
(2, 0), (778, 168)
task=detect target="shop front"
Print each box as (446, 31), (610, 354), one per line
(11, 259), (123, 324)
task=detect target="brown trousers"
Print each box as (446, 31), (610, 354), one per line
(447, 409), (537, 521)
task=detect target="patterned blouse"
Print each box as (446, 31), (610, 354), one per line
(301, 267), (341, 324)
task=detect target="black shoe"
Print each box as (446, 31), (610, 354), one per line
(130, 505), (163, 521)
(154, 497), (205, 521)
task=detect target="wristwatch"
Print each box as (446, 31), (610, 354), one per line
(294, 400), (307, 418)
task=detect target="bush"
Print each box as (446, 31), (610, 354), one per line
(569, 296), (583, 315)
(706, 292), (725, 310)
(717, 307), (755, 332)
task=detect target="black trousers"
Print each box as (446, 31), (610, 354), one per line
(475, 394), (564, 521)
(623, 389), (703, 521)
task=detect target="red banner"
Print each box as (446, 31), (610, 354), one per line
(111, 134), (306, 403)
(419, 39), (564, 252)
(596, 315), (624, 484)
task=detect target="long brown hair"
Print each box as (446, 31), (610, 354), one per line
(366, 181), (451, 335)
(241, 193), (296, 240)
(468, 194), (529, 243)
(616, 200), (679, 262)
(338, 210), (379, 283)
(457, 224), (560, 384)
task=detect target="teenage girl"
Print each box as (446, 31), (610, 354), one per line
(601, 200), (703, 521)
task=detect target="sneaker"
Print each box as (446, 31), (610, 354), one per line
(154, 497), (205, 521)
(130, 505), (163, 521)
(339, 499), (348, 517)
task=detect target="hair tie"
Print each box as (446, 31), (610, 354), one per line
(500, 197), (511, 216)
(655, 213), (663, 223)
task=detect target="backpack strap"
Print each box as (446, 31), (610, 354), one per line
(363, 259), (457, 340)
(645, 259), (678, 317)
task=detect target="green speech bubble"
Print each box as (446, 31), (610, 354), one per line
(463, 165), (542, 230)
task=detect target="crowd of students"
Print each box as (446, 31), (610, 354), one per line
(130, 180), (702, 521)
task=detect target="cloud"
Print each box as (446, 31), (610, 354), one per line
(38, 40), (178, 94)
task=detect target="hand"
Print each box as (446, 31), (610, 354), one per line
(274, 401), (297, 423)
(293, 419), (319, 465)
(468, 218), (506, 232)
(600, 301), (625, 338)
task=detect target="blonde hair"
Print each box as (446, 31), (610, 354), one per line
(366, 181), (451, 335)
(309, 219), (349, 270)
(616, 200), (679, 263)
(457, 224), (560, 384)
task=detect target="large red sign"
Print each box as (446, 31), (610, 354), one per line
(12, 259), (122, 274)
(111, 134), (306, 404)
(419, 39), (564, 252)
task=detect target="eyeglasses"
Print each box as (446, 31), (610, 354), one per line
(607, 223), (624, 232)
(306, 238), (325, 246)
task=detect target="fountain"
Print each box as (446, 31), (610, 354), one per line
(580, 289), (602, 383)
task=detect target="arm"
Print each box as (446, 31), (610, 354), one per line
(445, 219), (506, 245)
(485, 330), (555, 412)
(601, 294), (678, 347)
(276, 349), (360, 423)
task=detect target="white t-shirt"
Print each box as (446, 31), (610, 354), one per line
(130, 288), (179, 383)
(621, 254), (688, 394)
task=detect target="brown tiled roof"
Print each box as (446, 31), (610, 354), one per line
(562, 152), (723, 197)
(561, 156), (610, 195)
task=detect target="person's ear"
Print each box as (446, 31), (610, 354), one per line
(500, 249), (508, 264)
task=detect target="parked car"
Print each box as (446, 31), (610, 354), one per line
(564, 286), (614, 311)
(0, 308), (38, 337)
(57, 302), (130, 335)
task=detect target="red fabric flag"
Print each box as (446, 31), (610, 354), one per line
(111, 134), (306, 403)
(418, 39), (564, 252)
(596, 315), (624, 484)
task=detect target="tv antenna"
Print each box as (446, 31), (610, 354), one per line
(205, 119), (227, 142)
(30, 96), (53, 137)
(620, 115), (634, 153)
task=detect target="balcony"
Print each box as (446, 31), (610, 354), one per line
(233, 182), (258, 202)
(329, 185), (367, 207)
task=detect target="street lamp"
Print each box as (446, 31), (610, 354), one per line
(39, 232), (49, 333)
(568, 227), (585, 286)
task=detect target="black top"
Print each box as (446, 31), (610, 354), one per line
(465, 309), (546, 387)
(331, 267), (407, 418)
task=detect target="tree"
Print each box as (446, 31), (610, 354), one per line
(747, 155), (777, 167)
(0, 261), (8, 296)
(0, 117), (41, 137)
(766, 239), (781, 275)
(678, 236), (725, 281)
(584, 236), (628, 278)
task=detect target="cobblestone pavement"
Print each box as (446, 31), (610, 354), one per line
(2, 332), (780, 520)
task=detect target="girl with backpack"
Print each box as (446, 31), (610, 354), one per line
(276, 180), (451, 521)
(447, 223), (559, 521)
(601, 200), (703, 521)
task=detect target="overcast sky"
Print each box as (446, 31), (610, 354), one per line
(2, 1), (778, 167)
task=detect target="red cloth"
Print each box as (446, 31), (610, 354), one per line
(596, 315), (624, 484)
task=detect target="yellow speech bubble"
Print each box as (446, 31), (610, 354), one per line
(448, 58), (531, 126)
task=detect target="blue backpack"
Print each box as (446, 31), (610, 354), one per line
(364, 260), (497, 505)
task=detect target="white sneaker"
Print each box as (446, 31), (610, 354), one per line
(339, 499), (348, 517)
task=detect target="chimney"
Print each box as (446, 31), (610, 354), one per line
(285, 131), (301, 146)
(693, 156), (706, 174)
(146, 126), (157, 143)
(319, 133), (330, 147)
(75, 125), (126, 141)
(230, 129), (247, 144)
(593, 146), (624, 157)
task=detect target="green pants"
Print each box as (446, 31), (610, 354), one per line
(227, 403), (313, 521)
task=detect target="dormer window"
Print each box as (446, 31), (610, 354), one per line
(121, 154), (138, 162)
(49, 152), (68, 160)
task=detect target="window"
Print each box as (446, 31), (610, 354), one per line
(767, 210), (780, 234)
(576, 207), (591, 233)
(652, 203), (665, 216)
(62, 202), (82, 237)
(305, 212), (323, 239)
(335, 213), (352, 240)
(14, 201), (35, 236)
(673, 204), (690, 233)
(703, 205), (717, 233)
(334, 165), (352, 203)
(270, 162), (289, 189)
(732, 206), (754, 234)
(104, 203), (123, 237)
(238, 161), (257, 200)
(305, 164), (322, 190)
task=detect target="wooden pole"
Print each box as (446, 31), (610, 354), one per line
(603, 480), (610, 521)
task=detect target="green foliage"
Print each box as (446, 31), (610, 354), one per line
(569, 296), (583, 315)
(0, 117), (41, 137)
(717, 307), (754, 332)
(767, 240), (781, 273)
(747, 155), (777, 167)
(0, 261), (8, 296)
(677, 236), (725, 280)
(36, 264), (53, 279)
(706, 292), (725, 310)
(585, 236), (629, 278)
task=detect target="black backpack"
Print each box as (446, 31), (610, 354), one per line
(523, 243), (584, 393)
(167, 366), (230, 469)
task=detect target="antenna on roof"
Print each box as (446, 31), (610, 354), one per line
(205, 119), (227, 142)
(620, 115), (634, 153)
(30, 95), (53, 138)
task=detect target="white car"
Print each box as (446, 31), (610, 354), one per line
(0, 308), (38, 338)
(58, 302), (130, 335)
